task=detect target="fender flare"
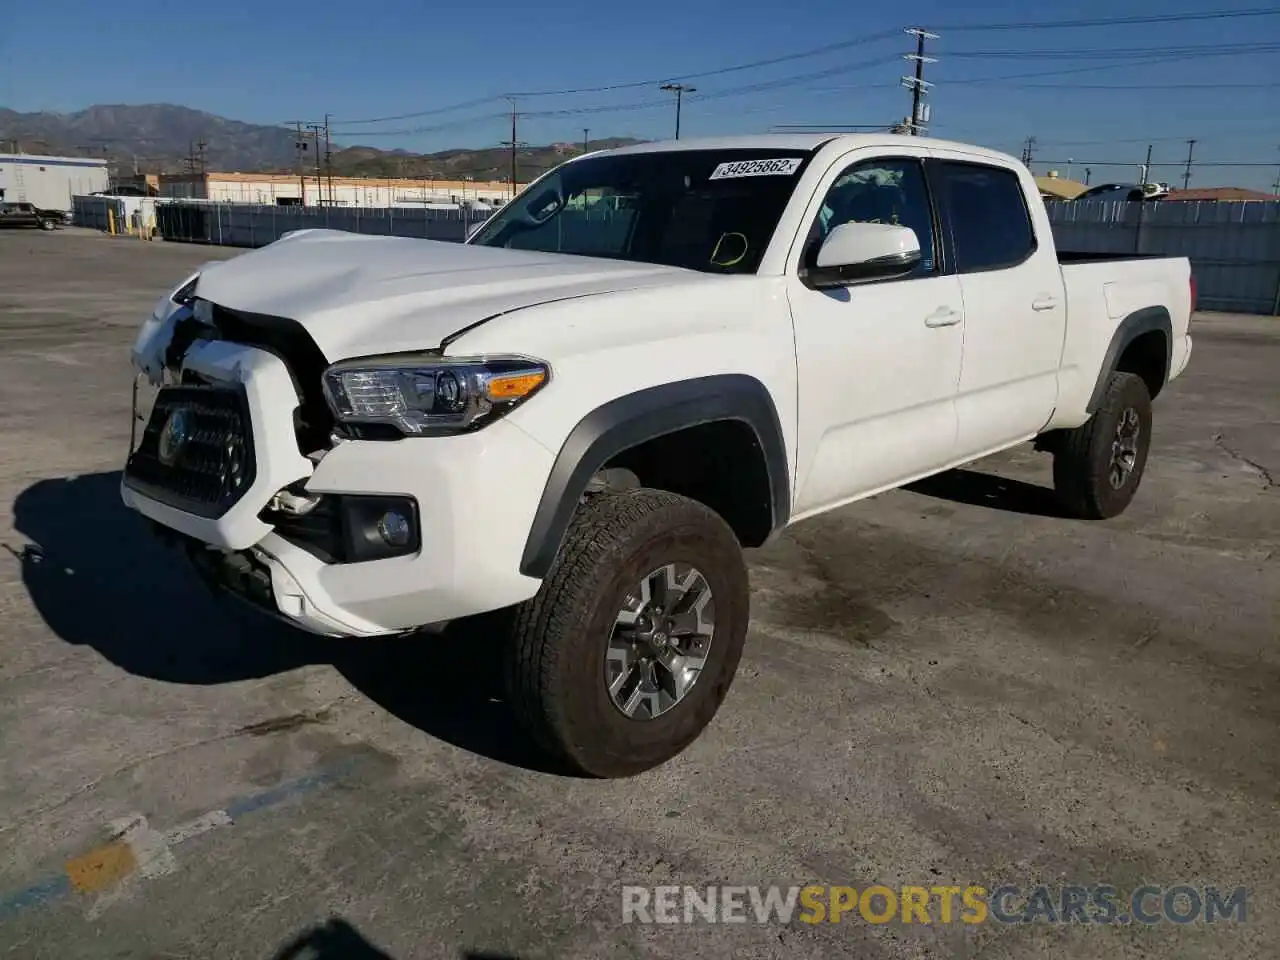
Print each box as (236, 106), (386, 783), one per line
(519, 374), (791, 579)
(1085, 306), (1172, 413)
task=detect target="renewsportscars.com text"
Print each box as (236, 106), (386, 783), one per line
(621, 884), (1248, 925)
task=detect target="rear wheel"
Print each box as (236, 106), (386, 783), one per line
(1053, 371), (1153, 519)
(39, 219), (57, 231)
(505, 489), (750, 778)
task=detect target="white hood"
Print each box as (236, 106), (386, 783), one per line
(192, 229), (702, 359)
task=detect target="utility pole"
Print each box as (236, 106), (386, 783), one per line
(500, 98), (527, 200)
(1021, 136), (1037, 167)
(660, 83), (695, 139)
(305, 121), (325, 203)
(1272, 145), (1280, 195)
(195, 139), (208, 176)
(1085, 167), (1092, 185)
(323, 114), (333, 206)
(902, 28), (938, 135)
(1182, 139), (1197, 191)
(287, 120), (309, 204)
(1140, 142), (1154, 186)
(583, 128), (590, 154)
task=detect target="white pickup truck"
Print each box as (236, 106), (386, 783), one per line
(124, 134), (1193, 777)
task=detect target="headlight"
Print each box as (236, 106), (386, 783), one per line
(321, 354), (549, 436)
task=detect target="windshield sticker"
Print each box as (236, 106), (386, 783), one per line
(708, 158), (803, 180)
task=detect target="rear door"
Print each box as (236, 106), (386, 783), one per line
(928, 155), (1067, 458)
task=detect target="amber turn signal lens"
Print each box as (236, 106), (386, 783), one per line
(485, 370), (547, 400)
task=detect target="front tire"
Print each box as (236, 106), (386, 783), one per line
(1053, 371), (1153, 519)
(505, 489), (750, 778)
(39, 219), (57, 231)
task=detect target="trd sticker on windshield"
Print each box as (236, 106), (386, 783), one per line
(708, 158), (804, 180)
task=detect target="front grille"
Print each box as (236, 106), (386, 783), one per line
(124, 385), (256, 518)
(208, 303), (333, 455)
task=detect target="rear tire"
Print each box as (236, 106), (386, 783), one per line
(505, 489), (750, 778)
(39, 219), (57, 231)
(1053, 371), (1152, 519)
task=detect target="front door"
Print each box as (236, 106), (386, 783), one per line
(786, 152), (964, 519)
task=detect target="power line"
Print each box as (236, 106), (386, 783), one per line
(943, 50), (1267, 84)
(935, 7), (1280, 31)
(331, 54), (900, 138)
(504, 29), (902, 97)
(985, 81), (1280, 90)
(331, 28), (901, 124)
(330, 96), (508, 127)
(1035, 159), (1280, 167)
(945, 41), (1280, 60)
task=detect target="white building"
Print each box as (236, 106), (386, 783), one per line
(157, 172), (511, 208)
(0, 153), (109, 211)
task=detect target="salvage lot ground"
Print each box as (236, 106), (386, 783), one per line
(0, 228), (1275, 959)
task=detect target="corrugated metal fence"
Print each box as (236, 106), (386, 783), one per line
(151, 202), (493, 247)
(1047, 200), (1280, 315)
(75, 197), (1280, 315)
(72, 195), (158, 236)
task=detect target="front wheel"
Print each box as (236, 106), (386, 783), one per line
(505, 489), (750, 778)
(39, 219), (57, 231)
(1053, 371), (1153, 519)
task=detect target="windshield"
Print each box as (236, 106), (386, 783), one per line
(468, 148), (815, 274)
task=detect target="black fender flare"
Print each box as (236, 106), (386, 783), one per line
(1085, 306), (1172, 413)
(519, 374), (791, 579)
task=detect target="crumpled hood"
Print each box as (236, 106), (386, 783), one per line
(192, 229), (702, 359)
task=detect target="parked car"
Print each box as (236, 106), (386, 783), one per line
(0, 201), (64, 230)
(1074, 182), (1169, 202)
(121, 134), (1194, 777)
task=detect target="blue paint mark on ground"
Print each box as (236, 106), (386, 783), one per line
(0, 762), (353, 922)
(0, 875), (71, 921)
(226, 769), (345, 818)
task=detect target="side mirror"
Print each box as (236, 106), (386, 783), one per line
(809, 222), (921, 287)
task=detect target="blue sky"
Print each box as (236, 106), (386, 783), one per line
(2, 0), (1278, 188)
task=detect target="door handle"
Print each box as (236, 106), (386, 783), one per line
(924, 307), (961, 327)
(1032, 295), (1059, 311)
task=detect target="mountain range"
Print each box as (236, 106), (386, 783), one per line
(0, 104), (643, 182)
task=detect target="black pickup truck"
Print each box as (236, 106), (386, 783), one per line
(0, 201), (65, 231)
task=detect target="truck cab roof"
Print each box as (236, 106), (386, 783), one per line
(596, 132), (1020, 166)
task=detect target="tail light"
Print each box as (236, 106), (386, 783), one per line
(1189, 274), (1197, 315)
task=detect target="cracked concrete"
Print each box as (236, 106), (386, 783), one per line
(0, 232), (1276, 959)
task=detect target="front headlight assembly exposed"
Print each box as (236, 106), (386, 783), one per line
(321, 354), (550, 436)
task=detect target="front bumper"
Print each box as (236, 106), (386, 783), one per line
(122, 341), (556, 637)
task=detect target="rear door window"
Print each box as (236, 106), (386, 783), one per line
(936, 162), (1036, 273)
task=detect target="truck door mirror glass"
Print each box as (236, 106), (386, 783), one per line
(809, 222), (921, 287)
(523, 188), (564, 224)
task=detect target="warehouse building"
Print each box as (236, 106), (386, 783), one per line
(0, 153), (109, 212)
(155, 171), (511, 208)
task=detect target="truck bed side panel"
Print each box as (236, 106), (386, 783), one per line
(1049, 257), (1191, 430)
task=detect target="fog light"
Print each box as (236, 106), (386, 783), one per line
(376, 510), (411, 547)
(337, 495), (420, 562)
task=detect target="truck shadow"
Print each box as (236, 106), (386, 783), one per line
(10, 471), (569, 775)
(903, 468), (1069, 518)
(269, 917), (524, 960)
